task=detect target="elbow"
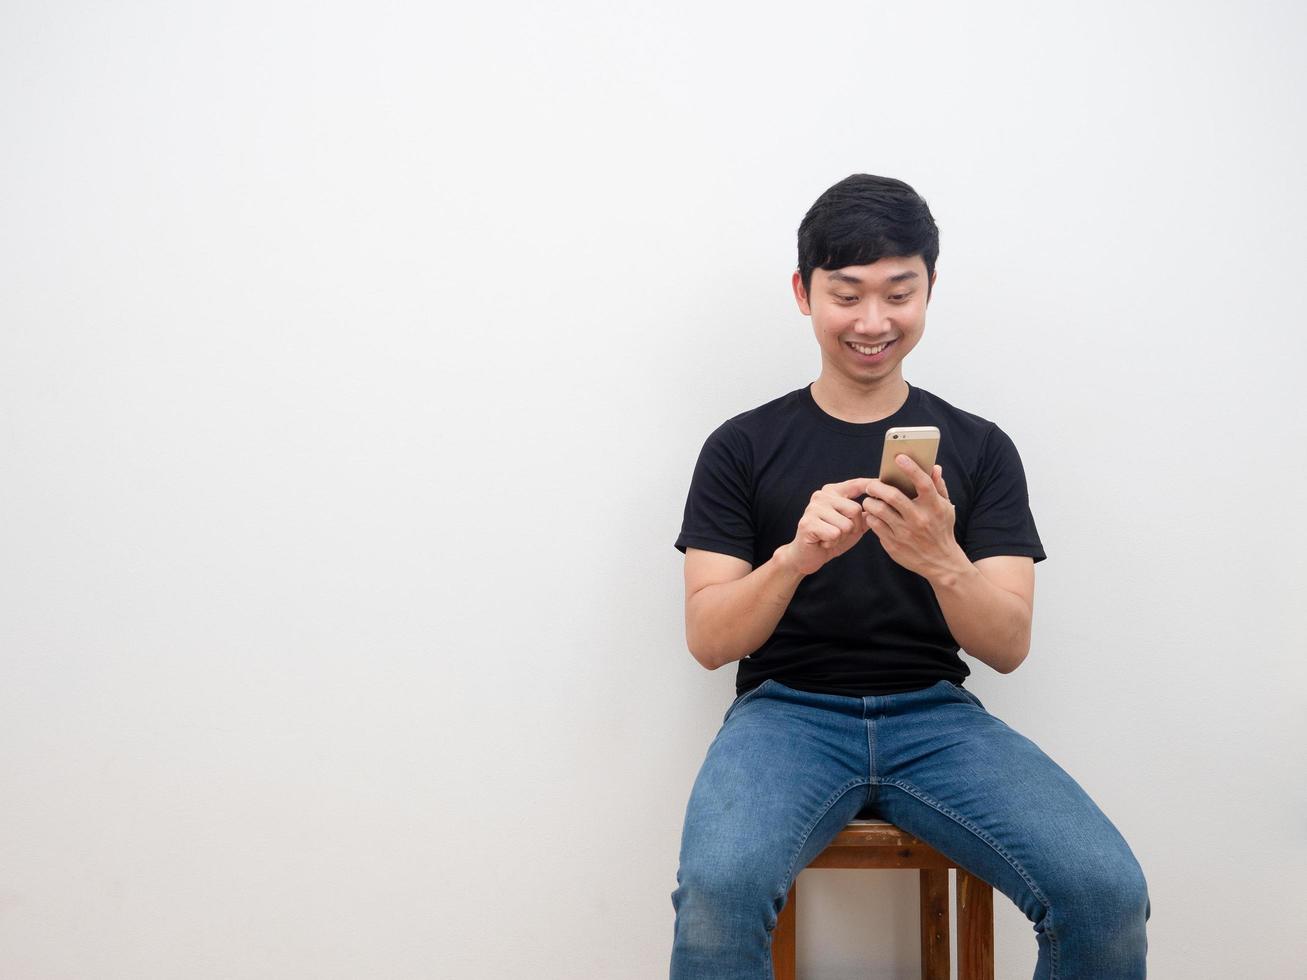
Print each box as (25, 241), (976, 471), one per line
(1001, 626), (1032, 674)
(685, 627), (723, 672)
(989, 616), (1032, 675)
(690, 648), (723, 672)
(696, 654), (722, 672)
(687, 642), (717, 671)
(1000, 647), (1029, 674)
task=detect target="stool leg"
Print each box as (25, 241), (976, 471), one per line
(956, 868), (994, 980)
(772, 880), (797, 980)
(919, 869), (949, 980)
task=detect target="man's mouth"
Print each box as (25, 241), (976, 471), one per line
(845, 339), (896, 360)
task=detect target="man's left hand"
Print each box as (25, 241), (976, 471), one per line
(862, 455), (965, 582)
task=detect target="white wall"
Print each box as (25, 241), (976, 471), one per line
(3, 2), (1305, 977)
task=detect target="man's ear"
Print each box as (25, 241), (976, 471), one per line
(927, 269), (937, 303)
(791, 269), (812, 315)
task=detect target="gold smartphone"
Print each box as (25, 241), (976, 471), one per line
(879, 426), (941, 499)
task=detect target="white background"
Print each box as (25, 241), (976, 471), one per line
(3, 2), (1305, 977)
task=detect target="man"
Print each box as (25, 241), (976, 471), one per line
(668, 175), (1150, 979)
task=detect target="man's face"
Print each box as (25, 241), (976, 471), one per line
(791, 255), (936, 386)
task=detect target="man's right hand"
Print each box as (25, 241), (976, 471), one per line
(774, 477), (877, 577)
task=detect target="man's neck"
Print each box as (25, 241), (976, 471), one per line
(810, 373), (910, 424)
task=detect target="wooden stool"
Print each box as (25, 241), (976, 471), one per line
(772, 818), (994, 980)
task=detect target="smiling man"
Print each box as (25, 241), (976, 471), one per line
(668, 174), (1150, 979)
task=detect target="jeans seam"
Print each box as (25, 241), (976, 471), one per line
(950, 682), (985, 710)
(867, 714), (877, 784)
(721, 678), (775, 725)
(776, 777), (870, 925)
(881, 777), (1060, 980)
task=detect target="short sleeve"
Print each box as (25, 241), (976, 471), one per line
(673, 422), (756, 565)
(962, 426), (1047, 564)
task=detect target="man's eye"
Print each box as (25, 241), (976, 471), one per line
(890, 294), (909, 302)
(836, 295), (857, 302)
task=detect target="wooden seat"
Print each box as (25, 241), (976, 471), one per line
(772, 818), (994, 980)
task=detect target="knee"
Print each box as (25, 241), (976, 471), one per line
(671, 852), (784, 935)
(1106, 854), (1150, 915)
(1055, 852), (1150, 931)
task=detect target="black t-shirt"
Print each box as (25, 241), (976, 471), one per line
(674, 381), (1046, 697)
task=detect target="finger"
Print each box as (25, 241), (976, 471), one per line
(895, 454), (936, 496)
(817, 509), (856, 535)
(820, 494), (869, 521)
(864, 480), (909, 518)
(863, 494), (903, 530)
(801, 519), (834, 545)
(932, 464), (949, 500)
(804, 518), (841, 543)
(862, 478), (890, 502)
(826, 476), (880, 499)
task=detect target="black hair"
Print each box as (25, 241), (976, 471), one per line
(797, 174), (939, 300)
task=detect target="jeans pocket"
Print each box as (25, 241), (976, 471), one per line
(722, 679), (776, 725)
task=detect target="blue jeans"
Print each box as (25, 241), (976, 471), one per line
(669, 679), (1150, 979)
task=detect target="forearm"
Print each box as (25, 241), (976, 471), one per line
(686, 546), (806, 670)
(928, 544), (1031, 674)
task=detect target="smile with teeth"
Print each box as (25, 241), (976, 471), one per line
(847, 340), (893, 355)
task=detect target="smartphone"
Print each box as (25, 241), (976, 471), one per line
(879, 426), (941, 499)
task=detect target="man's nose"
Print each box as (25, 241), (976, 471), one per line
(852, 308), (893, 331)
